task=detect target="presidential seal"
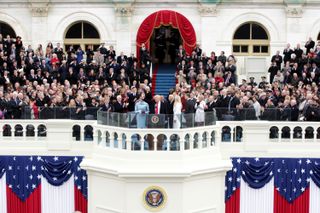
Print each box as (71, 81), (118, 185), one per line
(142, 186), (167, 211)
(151, 115), (160, 124)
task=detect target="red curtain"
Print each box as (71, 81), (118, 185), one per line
(7, 185), (41, 213)
(225, 188), (240, 213)
(136, 10), (197, 60)
(274, 187), (309, 213)
(75, 186), (88, 213)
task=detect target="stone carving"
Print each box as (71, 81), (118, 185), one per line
(285, 6), (303, 18)
(115, 5), (134, 17)
(198, 5), (218, 17)
(31, 7), (49, 17)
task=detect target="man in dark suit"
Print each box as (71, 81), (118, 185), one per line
(283, 43), (293, 64)
(294, 44), (303, 61)
(10, 92), (21, 119)
(184, 93), (196, 114)
(116, 52), (128, 65)
(150, 95), (167, 114)
(268, 62), (279, 83)
(271, 51), (283, 69)
(106, 68), (117, 85)
(206, 95), (217, 112)
(224, 72), (236, 86)
(305, 37), (315, 54)
(99, 43), (108, 60)
(100, 97), (113, 112)
(127, 86), (138, 112)
(149, 95), (167, 130)
(113, 95), (125, 113)
(167, 94), (174, 128)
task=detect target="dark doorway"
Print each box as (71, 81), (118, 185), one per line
(150, 26), (182, 64)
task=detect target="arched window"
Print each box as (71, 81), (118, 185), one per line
(0, 22), (16, 38)
(232, 22), (269, 56)
(64, 21), (101, 52)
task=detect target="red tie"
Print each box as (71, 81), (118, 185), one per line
(155, 103), (159, 114)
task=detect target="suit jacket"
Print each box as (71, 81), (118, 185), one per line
(127, 93), (137, 112)
(206, 101), (217, 112)
(9, 98), (21, 119)
(185, 99), (196, 114)
(113, 101), (124, 113)
(305, 40), (315, 54)
(100, 103), (113, 112)
(167, 101), (174, 115)
(117, 55), (128, 64)
(150, 101), (167, 114)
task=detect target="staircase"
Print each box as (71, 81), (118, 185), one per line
(152, 64), (176, 97)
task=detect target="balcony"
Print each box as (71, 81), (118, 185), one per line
(0, 114), (318, 159)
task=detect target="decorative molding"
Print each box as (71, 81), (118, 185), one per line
(115, 4), (134, 17)
(198, 5), (218, 17)
(285, 6), (303, 18)
(30, 7), (49, 17)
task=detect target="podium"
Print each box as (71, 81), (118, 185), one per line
(147, 114), (167, 128)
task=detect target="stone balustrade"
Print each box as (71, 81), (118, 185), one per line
(0, 120), (319, 157)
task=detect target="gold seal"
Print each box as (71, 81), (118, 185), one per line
(142, 186), (167, 212)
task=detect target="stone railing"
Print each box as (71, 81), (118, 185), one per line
(0, 120), (319, 156)
(94, 124), (220, 151)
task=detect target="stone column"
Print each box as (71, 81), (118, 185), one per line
(285, 4), (304, 45)
(29, 2), (49, 48)
(198, 4), (218, 54)
(114, 4), (134, 55)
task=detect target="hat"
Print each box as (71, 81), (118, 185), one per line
(249, 77), (255, 79)
(261, 76), (266, 79)
(242, 79), (247, 82)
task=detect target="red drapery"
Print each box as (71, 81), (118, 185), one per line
(136, 10), (196, 60)
(225, 188), (240, 213)
(7, 185), (41, 213)
(74, 186), (88, 213)
(274, 187), (310, 213)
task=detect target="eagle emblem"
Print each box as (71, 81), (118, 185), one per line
(151, 115), (160, 124)
(143, 186), (167, 211)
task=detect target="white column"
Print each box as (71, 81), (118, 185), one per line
(115, 4), (133, 55)
(198, 133), (203, 149)
(154, 139), (157, 151)
(30, 5), (49, 48)
(285, 5), (304, 45)
(110, 134), (115, 148)
(180, 137), (185, 151)
(199, 5), (218, 53)
(126, 138), (132, 151)
(140, 136), (144, 151)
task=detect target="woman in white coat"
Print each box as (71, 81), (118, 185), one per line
(173, 95), (182, 129)
(195, 95), (206, 126)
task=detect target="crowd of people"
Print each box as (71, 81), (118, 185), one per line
(0, 33), (320, 125)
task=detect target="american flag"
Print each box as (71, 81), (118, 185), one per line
(0, 155), (87, 213)
(225, 158), (320, 213)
